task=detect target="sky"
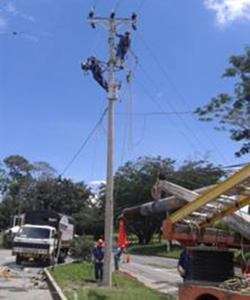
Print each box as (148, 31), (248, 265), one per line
(0, 0), (250, 185)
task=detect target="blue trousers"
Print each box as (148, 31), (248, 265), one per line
(116, 47), (127, 61)
(94, 262), (103, 281)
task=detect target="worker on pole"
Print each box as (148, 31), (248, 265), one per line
(116, 31), (131, 68)
(81, 56), (108, 91)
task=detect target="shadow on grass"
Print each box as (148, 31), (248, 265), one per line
(88, 290), (108, 300)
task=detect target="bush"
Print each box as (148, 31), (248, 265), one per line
(71, 236), (94, 261)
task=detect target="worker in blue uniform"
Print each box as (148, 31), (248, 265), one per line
(177, 247), (190, 280)
(93, 238), (104, 282)
(116, 31), (131, 68)
(114, 245), (125, 271)
(81, 56), (108, 91)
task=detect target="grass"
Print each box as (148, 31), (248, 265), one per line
(50, 261), (176, 300)
(127, 243), (181, 258)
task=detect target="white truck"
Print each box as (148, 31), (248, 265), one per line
(12, 210), (74, 265)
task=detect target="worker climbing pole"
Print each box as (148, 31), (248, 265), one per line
(82, 8), (137, 287)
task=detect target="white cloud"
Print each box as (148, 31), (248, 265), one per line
(0, 15), (7, 30)
(204, 0), (250, 24)
(89, 180), (106, 186)
(4, 2), (36, 23)
(5, 2), (18, 16)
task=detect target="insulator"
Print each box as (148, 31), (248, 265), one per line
(131, 13), (137, 20)
(131, 13), (137, 30)
(110, 11), (115, 19)
(132, 24), (137, 31)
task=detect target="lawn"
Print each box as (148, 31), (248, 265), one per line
(128, 243), (181, 258)
(49, 261), (176, 300)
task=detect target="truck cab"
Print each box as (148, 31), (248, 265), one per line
(13, 224), (57, 265)
(12, 210), (74, 266)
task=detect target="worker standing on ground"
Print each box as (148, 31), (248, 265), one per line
(177, 247), (190, 281)
(93, 239), (104, 282)
(114, 244), (125, 271)
(116, 31), (131, 68)
(81, 56), (108, 91)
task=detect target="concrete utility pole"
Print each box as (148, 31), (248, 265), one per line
(87, 11), (136, 287)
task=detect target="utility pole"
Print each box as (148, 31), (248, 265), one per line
(87, 10), (137, 287)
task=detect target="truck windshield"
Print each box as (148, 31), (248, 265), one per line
(18, 227), (50, 239)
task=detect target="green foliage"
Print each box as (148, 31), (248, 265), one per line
(73, 205), (104, 238)
(128, 243), (181, 258)
(71, 236), (94, 261)
(0, 155), (92, 232)
(114, 156), (175, 244)
(113, 156), (224, 244)
(50, 262), (168, 300)
(195, 47), (250, 157)
(172, 160), (225, 190)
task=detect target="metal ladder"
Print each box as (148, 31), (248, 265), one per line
(168, 164), (250, 228)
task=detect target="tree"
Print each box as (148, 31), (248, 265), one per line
(0, 155), (93, 232)
(1, 155), (35, 225)
(195, 47), (250, 157)
(114, 157), (224, 244)
(114, 156), (175, 244)
(32, 161), (57, 180)
(3, 155), (33, 180)
(173, 160), (225, 190)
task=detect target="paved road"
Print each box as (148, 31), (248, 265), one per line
(0, 250), (52, 300)
(120, 254), (182, 295)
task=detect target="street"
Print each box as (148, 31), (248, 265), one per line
(0, 250), (181, 299)
(0, 249), (52, 300)
(120, 254), (182, 295)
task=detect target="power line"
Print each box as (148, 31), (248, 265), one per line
(136, 30), (229, 164)
(60, 107), (108, 176)
(116, 111), (192, 116)
(136, 0), (147, 13)
(133, 74), (202, 153)
(114, 0), (124, 12)
(93, 0), (100, 9)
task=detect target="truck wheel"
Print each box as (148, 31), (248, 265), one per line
(16, 254), (22, 265)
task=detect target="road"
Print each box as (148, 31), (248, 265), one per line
(0, 249), (52, 300)
(120, 254), (182, 295)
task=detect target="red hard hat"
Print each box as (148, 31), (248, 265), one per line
(97, 239), (104, 247)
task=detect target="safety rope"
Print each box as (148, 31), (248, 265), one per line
(219, 277), (250, 294)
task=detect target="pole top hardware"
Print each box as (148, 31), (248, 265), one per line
(88, 8), (96, 28)
(131, 13), (137, 30)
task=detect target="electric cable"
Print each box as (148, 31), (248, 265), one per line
(136, 30), (229, 165)
(136, 0), (147, 13)
(116, 111), (192, 116)
(137, 59), (224, 163)
(137, 61), (213, 152)
(90, 100), (107, 183)
(93, 0), (100, 9)
(114, 0), (124, 12)
(133, 74), (202, 153)
(61, 107), (108, 176)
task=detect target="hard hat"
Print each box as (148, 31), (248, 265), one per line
(90, 56), (96, 61)
(97, 239), (104, 247)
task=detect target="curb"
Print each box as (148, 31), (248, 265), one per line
(44, 267), (67, 300)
